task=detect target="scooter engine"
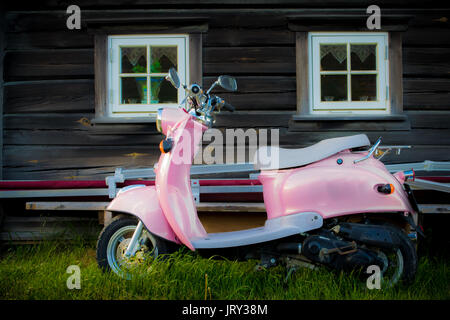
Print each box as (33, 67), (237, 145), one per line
(301, 234), (382, 271)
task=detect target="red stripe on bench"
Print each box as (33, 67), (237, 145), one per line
(0, 176), (446, 190)
(199, 179), (261, 186)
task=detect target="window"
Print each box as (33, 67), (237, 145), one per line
(309, 32), (389, 114)
(107, 35), (189, 117)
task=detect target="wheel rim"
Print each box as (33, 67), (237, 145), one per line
(106, 224), (158, 279)
(376, 248), (404, 287)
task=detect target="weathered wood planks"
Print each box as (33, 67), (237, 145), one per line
(2, 6), (450, 181)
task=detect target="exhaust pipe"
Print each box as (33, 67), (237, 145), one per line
(276, 242), (302, 254)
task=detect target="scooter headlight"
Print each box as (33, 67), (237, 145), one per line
(156, 108), (163, 133)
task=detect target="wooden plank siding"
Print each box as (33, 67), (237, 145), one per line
(0, 11), (5, 180)
(2, 4), (450, 180)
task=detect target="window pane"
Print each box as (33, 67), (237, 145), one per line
(121, 47), (147, 73)
(351, 75), (377, 101)
(321, 75), (347, 101)
(150, 77), (178, 104)
(121, 77), (147, 104)
(351, 45), (376, 71)
(320, 45), (347, 71)
(151, 46), (177, 73)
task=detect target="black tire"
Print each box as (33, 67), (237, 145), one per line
(370, 225), (418, 286)
(96, 216), (175, 278)
(0, 204), (4, 229)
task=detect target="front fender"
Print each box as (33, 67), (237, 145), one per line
(107, 186), (179, 244)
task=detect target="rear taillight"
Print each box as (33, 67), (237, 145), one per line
(393, 169), (415, 184)
(377, 183), (395, 194)
(404, 169), (415, 181)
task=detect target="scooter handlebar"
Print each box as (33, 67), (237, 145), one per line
(222, 101), (235, 112)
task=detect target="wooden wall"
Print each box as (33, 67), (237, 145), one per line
(2, 2), (450, 180)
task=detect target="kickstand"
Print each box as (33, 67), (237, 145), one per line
(284, 266), (297, 284)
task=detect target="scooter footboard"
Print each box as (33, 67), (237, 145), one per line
(107, 185), (179, 243)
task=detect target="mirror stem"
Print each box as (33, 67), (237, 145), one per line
(206, 81), (218, 96)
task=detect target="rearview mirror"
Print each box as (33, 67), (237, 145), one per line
(165, 68), (180, 89)
(218, 75), (237, 92)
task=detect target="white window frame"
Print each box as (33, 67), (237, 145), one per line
(107, 34), (189, 118)
(309, 32), (389, 115)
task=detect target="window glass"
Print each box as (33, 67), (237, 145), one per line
(351, 74), (377, 101)
(320, 45), (347, 71)
(121, 47), (147, 74)
(150, 46), (177, 73)
(351, 45), (376, 71)
(151, 77), (178, 104)
(121, 77), (147, 104)
(321, 75), (347, 101)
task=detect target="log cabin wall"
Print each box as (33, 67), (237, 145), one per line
(2, 1), (450, 180)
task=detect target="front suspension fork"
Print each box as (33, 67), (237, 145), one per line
(125, 221), (144, 258)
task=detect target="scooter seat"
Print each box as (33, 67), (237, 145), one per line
(253, 134), (370, 170)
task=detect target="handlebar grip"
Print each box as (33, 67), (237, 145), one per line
(223, 102), (235, 112)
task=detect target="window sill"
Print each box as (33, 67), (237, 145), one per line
(291, 114), (408, 122)
(289, 113), (410, 131)
(91, 116), (156, 124)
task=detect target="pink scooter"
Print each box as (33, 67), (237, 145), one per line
(97, 68), (420, 286)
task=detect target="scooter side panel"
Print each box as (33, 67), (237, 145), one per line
(260, 152), (414, 220)
(107, 186), (179, 243)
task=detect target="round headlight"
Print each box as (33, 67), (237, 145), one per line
(156, 108), (163, 133)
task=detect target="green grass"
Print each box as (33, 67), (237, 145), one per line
(0, 240), (448, 300)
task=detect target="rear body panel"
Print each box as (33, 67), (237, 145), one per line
(259, 151), (415, 220)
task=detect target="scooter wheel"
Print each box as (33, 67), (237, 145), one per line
(369, 225), (418, 287)
(96, 216), (175, 278)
